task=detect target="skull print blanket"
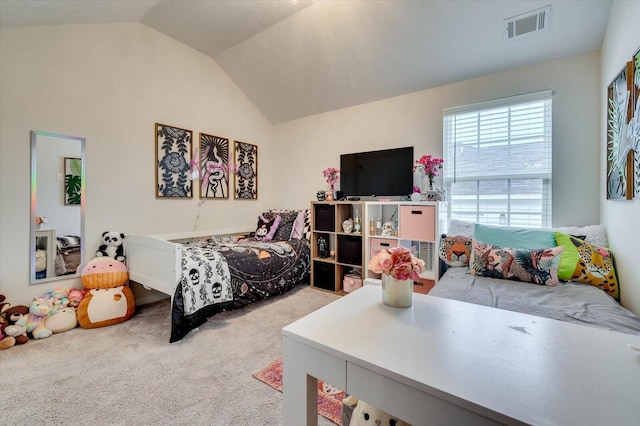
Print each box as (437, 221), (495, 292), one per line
(170, 237), (310, 342)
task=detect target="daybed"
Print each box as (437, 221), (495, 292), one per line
(126, 209), (311, 342)
(431, 221), (640, 335)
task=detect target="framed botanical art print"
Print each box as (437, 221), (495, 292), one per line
(64, 157), (81, 205)
(155, 123), (193, 198)
(606, 47), (640, 200)
(199, 133), (230, 199)
(234, 141), (258, 199)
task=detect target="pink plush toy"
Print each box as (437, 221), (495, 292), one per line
(16, 298), (53, 339)
(68, 289), (86, 308)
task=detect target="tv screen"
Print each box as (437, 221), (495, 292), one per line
(340, 147), (414, 197)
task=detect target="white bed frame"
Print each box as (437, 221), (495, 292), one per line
(125, 227), (252, 302)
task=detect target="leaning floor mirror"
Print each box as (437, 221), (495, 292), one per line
(30, 130), (85, 284)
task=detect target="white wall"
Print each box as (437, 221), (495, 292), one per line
(0, 23), (274, 306)
(600, 0), (640, 314)
(274, 51), (602, 229)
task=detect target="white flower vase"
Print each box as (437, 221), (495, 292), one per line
(413, 165), (424, 194)
(381, 274), (413, 308)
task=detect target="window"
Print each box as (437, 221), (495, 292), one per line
(443, 91), (552, 228)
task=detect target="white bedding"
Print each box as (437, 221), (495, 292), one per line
(430, 267), (640, 335)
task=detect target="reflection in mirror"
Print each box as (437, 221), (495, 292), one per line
(30, 131), (85, 284)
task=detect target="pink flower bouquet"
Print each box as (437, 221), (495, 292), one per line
(415, 155), (444, 179)
(368, 245), (425, 281)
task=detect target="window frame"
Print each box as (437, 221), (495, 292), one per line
(442, 90), (553, 229)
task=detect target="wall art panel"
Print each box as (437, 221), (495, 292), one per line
(155, 123), (193, 198)
(234, 141), (258, 200)
(199, 133), (229, 199)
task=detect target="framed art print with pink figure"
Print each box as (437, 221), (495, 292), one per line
(199, 133), (229, 199)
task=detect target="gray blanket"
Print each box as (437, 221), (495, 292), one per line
(430, 267), (640, 335)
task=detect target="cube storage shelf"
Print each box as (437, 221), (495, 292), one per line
(310, 200), (442, 295)
(310, 201), (365, 294)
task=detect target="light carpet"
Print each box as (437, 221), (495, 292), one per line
(0, 285), (340, 425)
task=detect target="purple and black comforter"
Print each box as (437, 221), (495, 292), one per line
(170, 237), (310, 342)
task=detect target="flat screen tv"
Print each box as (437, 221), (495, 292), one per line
(340, 147), (414, 197)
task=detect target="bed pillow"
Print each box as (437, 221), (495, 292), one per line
(553, 224), (608, 248)
(438, 235), (472, 267)
(447, 219), (475, 238)
(554, 232), (619, 300)
(270, 211), (299, 241)
(473, 224), (556, 249)
(255, 214), (281, 241)
(470, 239), (563, 286)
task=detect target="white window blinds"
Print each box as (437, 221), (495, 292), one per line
(443, 91), (552, 228)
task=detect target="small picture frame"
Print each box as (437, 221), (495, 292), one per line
(155, 123), (193, 198)
(234, 141), (258, 199)
(64, 157), (81, 205)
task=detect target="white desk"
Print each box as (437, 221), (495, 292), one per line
(282, 285), (640, 426)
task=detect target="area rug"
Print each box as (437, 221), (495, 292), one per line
(253, 357), (344, 425)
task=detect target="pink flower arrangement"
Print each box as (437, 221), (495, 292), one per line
(368, 246), (425, 281)
(415, 155), (444, 179)
(323, 167), (340, 185)
(35, 216), (47, 224)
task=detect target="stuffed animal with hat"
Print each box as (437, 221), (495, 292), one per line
(77, 257), (135, 328)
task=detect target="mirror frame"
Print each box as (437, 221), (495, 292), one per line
(30, 130), (85, 284)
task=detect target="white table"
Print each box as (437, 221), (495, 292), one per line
(282, 285), (640, 426)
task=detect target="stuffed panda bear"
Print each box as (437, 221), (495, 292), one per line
(96, 231), (126, 262)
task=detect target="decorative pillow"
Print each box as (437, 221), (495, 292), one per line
(255, 214), (281, 241)
(302, 209), (311, 242)
(270, 211), (299, 241)
(470, 239), (563, 286)
(438, 235), (472, 267)
(473, 224), (556, 249)
(554, 232), (619, 299)
(290, 210), (306, 240)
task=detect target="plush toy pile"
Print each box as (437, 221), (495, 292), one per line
(0, 288), (87, 349)
(1, 231), (135, 349)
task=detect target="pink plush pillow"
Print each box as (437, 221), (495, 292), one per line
(470, 239), (564, 286)
(255, 214), (281, 241)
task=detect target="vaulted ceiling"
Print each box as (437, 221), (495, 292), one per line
(0, 0), (612, 124)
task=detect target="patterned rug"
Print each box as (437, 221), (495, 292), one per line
(253, 357), (344, 425)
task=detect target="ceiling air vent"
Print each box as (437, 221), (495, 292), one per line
(504, 5), (550, 41)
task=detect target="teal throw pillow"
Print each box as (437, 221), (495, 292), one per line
(473, 224), (556, 249)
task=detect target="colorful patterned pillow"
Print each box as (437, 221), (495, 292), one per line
(438, 235), (472, 267)
(255, 214), (281, 241)
(554, 232), (619, 300)
(470, 239), (563, 286)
